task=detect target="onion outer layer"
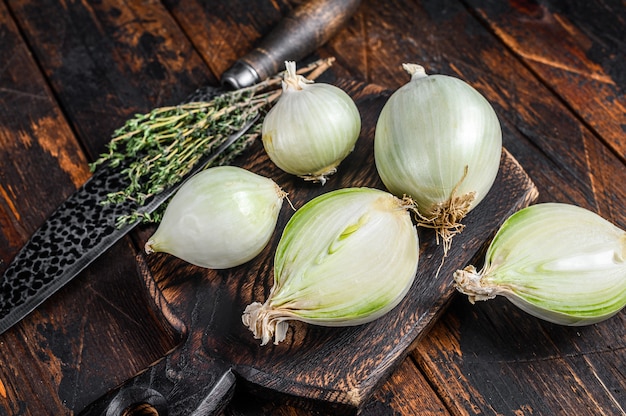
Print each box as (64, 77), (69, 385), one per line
(261, 61), (361, 184)
(374, 64), (502, 251)
(145, 166), (284, 269)
(454, 203), (626, 326)
(242, 187), (420, 345)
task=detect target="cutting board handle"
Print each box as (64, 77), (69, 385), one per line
(78, 342), (235, 416)
(221, 0), (362, 88)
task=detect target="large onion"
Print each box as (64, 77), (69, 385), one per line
(374, 64), (502, 252)
(262, 61), (361, 184)
(242, 187), (420, 345)
(455, 203), (626, 326)
(145, 166), (285, 269)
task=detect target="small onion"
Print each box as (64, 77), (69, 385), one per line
(454, 203), (626, 326)
(145, 166), (284, 269)
(374, 64), (502, 251)
(242, 187), (420, 345)
(261, 61), (361, 184)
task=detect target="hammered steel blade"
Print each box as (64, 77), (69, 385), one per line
(0, 115), (257, 335)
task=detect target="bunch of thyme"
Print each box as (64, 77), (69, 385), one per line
(90, 58), (334, 225)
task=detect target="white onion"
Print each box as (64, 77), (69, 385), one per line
(374, 64), (502, 251)
(262, 61), (361, 184)
(242, 187), (420, 345)
(145, 166), (284, 269)
(455, 203), (626, 326)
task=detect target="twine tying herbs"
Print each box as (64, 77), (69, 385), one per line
(90, 58), (335, 226)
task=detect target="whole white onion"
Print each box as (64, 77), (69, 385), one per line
(145, 166), (285, 269)
(374, 64), (502, 251)
(262, 61), (361, 184)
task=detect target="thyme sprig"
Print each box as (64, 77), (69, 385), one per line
(90, 58), (334, 225)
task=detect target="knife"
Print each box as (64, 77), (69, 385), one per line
(0, 0), (361, 335)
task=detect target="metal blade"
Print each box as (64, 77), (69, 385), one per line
(0, 115), (258, 335)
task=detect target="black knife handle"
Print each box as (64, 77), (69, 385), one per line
(221, 0), (361, 89)
(78, 342), (235, 416)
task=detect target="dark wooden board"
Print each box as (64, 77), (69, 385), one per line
(1, 0), (623, 414)
(6, 0), (214, 160)
(82, 80), (537, 415)
(0, 0), (90, 258)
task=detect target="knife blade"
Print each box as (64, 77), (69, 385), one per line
(0, 0), (361, 335)
(0, 116), (256, 335)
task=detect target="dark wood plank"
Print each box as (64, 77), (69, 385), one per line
(415, 300), (626, 415)
(0, 3), (96, 413)
(228, 355), (450, 416)
(466, 0), (626, 161)
(0, 0), (90, 263)
(360, 356), (450, 415)
(7, 0), (214, 159)
(462, 0), (626, 228)
(162, 0), (294, 78)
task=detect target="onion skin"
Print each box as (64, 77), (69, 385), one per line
(374, 64), (502, 250)
(145, 166), (284, 269)
(262, 61), (361, 184)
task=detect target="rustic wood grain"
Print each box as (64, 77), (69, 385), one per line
(162, 0), (293, 78)
(7, 0), (214, 159)
(467, 0), (626, 161)
(0, 0), (623, 415)
(0, 0), (89, 262)
(415, 300), (626, 415)
(228, 355), (450, 415)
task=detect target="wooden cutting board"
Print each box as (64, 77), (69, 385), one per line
(80, 80), (538, 415)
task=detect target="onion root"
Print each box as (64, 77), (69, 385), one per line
(415, 165), (475, 257)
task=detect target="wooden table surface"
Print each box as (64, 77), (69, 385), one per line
(1, 0), (624, 415)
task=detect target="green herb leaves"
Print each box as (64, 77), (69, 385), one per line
(90, 58), (334, 226)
